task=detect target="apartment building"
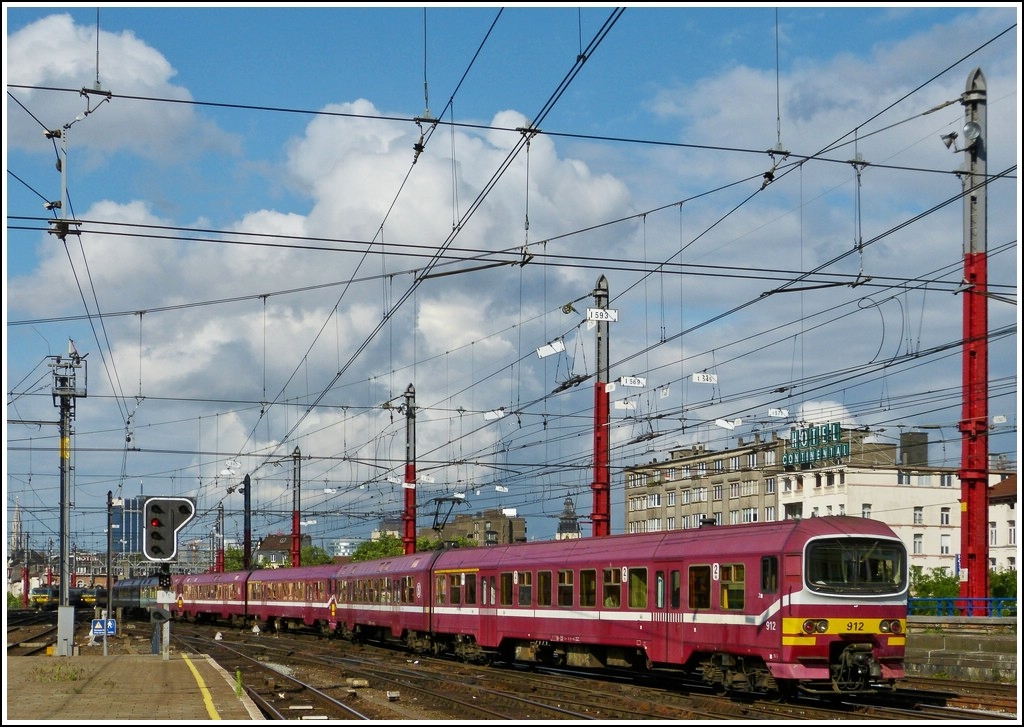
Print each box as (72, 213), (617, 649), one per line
(624, 423), (1016, 574)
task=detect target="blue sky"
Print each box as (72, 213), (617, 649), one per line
(4, 4), (1020, 556)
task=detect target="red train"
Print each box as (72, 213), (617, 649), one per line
(153, 516), (907, 698)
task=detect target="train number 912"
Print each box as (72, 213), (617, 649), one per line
(844, 621), (866, 632)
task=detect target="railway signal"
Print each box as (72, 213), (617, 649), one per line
(143, 496), (196, 562)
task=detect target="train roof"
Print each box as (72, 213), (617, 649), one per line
(432, 516), (901, 570)
(178, 571), (248, 585)
(246, 563), (342, 583)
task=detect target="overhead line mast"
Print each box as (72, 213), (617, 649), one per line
(953, 68), (989, 607)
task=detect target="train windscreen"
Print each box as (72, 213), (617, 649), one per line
(806, 537), (907, 595)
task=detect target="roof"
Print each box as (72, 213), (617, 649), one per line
(989, 474), (1017, 504)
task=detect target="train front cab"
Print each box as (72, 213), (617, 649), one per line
(774, 532), (907, 695)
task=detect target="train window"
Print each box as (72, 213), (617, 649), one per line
(580, 569), (597, 608)
(671, 570), (681, 610)
(464, 573), (477, 605)
(689, 566), (711, 609)
(602, 568), (620, 608)
(806, 538), (907, 594)
(489, 575), (497, 605)
(499, 572), (514, 606)
(655, 571), (665, 609)
(403, 576), (415, 604)
(537, 570), (552, 606)
(435, 575), (447, 605)
(761, 556), (779, 593)
(628, 568), (648, 609)
(720, 564), (745, 610)
(557, 570), (574, 608)
(449, 574), (461, 605)
(518, 571), (532, 606)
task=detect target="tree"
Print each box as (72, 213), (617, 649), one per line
(222, 546), (254, 572)
(417, 534), (475, 551)
(350, 534), (404, 561)
(300, 545), (334, 566)
(909, 565), (959, 599)
(989, 568), (1017, 599)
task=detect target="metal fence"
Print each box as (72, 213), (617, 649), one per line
(907, 596), (1017, 617)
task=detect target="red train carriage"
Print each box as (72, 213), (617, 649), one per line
(245, 564), (344, 635)
(174, 571), (249, 625)
(332, 550), (440, 648)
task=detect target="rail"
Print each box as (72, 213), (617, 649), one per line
(907, 596), (1017, 618)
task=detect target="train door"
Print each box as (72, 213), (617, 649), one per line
(477, 571), (499, 647)
(657, 568), (689, 666)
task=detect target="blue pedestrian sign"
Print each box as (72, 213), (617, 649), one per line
(91, 618), (116, 636)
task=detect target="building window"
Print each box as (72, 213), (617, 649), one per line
(729, 483), (740, 499)
(815, 473), (823, 489)
(1009, 520), (1016, 546)
(729, 510), (740, 525)
(940, 534), (951, 555)
(712, 485), (722, 501)
(747, 452), (757, 468)
(861, 503), (872, 519)
(763, 506), (775, 521)
(667, 516), (676, 530)
(764, 477), (775, 494)
(682, 489), (691, 504)
(989, 521), (998, 546)
(742, 507), (757, 523)
(913, 507), (924, 525)
(714, 459), (724, 472)
(838, 504), (845, 515)
(729, 456), (740, 470)
(941, 507), (950, 526)
(940, 472), (954, 487)
(826, 471), (835, 487)
(764, 450), (776, 466)
(898, 471), (910, 485)
(647, 493), (661, 508)
(697, 462), (707, 476)
(667, 490), (676, 507)
(913, 534), (923, 554)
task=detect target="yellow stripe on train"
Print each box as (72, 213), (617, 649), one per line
(781, 617), (906, 636)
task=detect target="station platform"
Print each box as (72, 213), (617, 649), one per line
(4, 652), (264, 722)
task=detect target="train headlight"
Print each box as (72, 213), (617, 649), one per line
(880, 619), (902, 634)
(802, 619), (828, 634)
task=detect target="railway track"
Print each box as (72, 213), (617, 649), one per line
(167, 621), (1017, 721)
